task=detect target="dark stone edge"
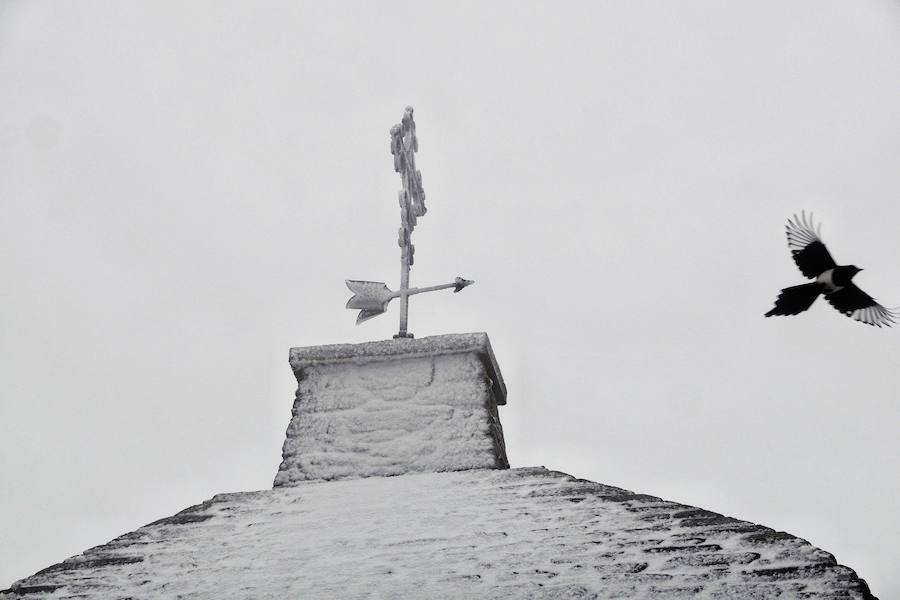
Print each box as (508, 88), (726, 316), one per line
(534, 468), (879, 600)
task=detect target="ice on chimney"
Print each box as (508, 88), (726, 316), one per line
(274, 333), (508, 486)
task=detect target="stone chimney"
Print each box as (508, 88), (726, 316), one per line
(274, 332), (507, 486)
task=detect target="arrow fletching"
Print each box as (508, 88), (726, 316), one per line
(345, 280), (396, 324)
(355, 308), (386, 324)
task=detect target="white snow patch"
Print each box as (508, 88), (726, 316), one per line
(3, 468), (871, 599)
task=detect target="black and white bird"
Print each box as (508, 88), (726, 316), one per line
(765, 212), (897, 327)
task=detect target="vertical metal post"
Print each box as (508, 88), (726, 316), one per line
(397, 248), (411, 337)
(391, 107), (425, 338)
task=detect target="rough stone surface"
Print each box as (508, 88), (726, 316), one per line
(2, 467), (877, 599)
(274, 333), (508, 485)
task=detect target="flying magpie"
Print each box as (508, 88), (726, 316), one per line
(765, 212), (897, 327)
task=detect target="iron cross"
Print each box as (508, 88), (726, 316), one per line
(345, 106), (474, 338)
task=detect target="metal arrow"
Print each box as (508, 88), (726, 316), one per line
(346, 277), (474, 325)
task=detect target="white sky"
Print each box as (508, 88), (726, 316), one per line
(2, 1), (899, 596)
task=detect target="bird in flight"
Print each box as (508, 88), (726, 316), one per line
(765, 212), (897, 327)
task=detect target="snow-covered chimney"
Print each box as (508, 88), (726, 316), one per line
(274, 332), (508, 486)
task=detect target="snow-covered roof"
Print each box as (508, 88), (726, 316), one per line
(2, 467), (875, 599)
(3, 333), (878, 598)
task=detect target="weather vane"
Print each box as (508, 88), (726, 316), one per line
(346, 106), (474, 339)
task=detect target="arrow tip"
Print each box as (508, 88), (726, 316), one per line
(454, 277), (474, 293)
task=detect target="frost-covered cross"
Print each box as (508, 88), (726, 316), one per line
(346, 106), (474, 339)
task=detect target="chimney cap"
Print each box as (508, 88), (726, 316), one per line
(289, 332), (506, 405)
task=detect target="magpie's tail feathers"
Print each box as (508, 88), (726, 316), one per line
(765, 282), (823, 317)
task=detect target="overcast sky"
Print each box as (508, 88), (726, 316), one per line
(2, 1), (899, 596)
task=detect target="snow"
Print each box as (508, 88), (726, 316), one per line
(274, 333), (508, 485)
(1, 333), (876, 597)
(288, 333), (506, 403)
(2, 467), (874, 599)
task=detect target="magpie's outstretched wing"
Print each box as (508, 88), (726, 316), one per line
(825, 284), (898, 327)
(786, 211), (837, 278)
